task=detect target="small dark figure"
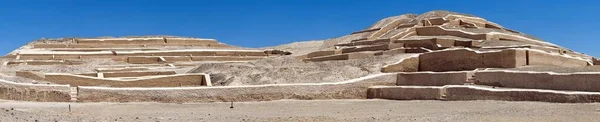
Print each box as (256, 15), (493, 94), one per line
(230, 102), (234, 109)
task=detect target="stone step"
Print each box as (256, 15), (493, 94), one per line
(69, 87), (78, 101)
(368, 85), (600, 103)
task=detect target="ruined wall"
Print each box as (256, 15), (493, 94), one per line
(419, 49), (484, 71)
(418, 49), (585, 72)
(127, 56), (265, 64)
(375, 48), (429, 56)
(33, 44), (69, 48)
(303, 52), (374, 62)
(44, 74), (208, 87)
(396, 71), (472, 86)
(18, 50), (270, 61)
(127, 56), (192, 64)
(341, 44), (403, 53)
(483, 49), (527, 68)
(415, 26), (487, 40)
(7, 61), (83, 65)
(76, 73), (397, 102)
(77, 71), (177, 78)
(165, 38), (218, 45)
(475, 71), (600, 92)
(127, 57), (165, 64)
(427, 18), (449, 25)
(76, 38), (166, 44)
(445, 85), (600, 103)
(190, 56), (265, 61)
(335, 39), (391, 47)
(528, 50), (589, 67)
(0, 79), (71, 102)
(401, 38), (453, 50)
(367, 86), (442, 100)
(381, 56), (419, 73)
(368, 85), (600, 103)
(33, 43), (230, 49)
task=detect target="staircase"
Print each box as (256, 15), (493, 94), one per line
(69, 87), (78, 102)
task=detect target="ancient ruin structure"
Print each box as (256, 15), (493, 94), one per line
(1, 11), (600, 103)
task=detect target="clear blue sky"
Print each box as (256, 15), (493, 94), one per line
(1, 0), (599, 57)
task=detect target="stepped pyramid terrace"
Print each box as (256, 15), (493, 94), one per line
(2, 10), (600, 104)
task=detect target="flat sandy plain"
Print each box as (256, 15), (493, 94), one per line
(0, 99), (599, 122)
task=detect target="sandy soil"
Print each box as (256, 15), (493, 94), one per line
(0, 100), (599, 122)
(189, 54), (416, 86)
(261, 40), (324, 56)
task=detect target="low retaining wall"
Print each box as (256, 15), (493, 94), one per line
(165, 38), (218, 45)
(7, 60), (83, 65)
(396, 71), (472, 86)
(368, 85), (600, 103)
(418, 48), (588, 72)
(528, 50), (589, 67)
(421, 49), (518, 71)
(335, 39), (391, 47)
(76, 73), (397, 102)
(475, 70), (600, 92)
(74, 38), (218, 45)
(341, 44), (404, 53)
(303, 52), (375, 62)
(0, 79), (71, 102)
(445, 85), (600, 103)
(18, 49), (271, 60)
(190, 56), (264, 61)
(33, 43), (230, 49)
(127, 56), (167, 64)
(415, 25), (557, 47)
(33, 44), (69, 48)
(415, 26), (488, 40)
(127, 56), (191, 64)
(374, 48), (429, 55)
(76, 71), (177, 78)
(396, 38), (480, 50)
(94, 66), (181, 72)
(401, 38), (453, 50)
(367, 86), (442, 100)
(44, 73), (210, 87)
(127, 56), (266, 64)
(419, 49), (482, 71)
(76, 38), (166, 44)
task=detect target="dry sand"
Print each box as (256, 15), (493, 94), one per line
(0, 99), (599, 122)
(261, 40), (324, 56)
(189, 54), (416, 86)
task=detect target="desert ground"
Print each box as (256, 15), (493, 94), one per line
(0, 100), (598, 122)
